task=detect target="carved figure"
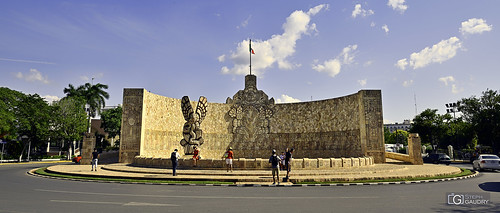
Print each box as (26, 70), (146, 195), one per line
(179, 96), (207, 154)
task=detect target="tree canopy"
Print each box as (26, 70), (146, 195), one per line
(64, 83), (109, 118)
(100, 105), (122, 142)
(459, 89), (500, 153)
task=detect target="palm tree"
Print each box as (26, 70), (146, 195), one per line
(63, 83), (109, 132)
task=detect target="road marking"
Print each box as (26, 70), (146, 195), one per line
(37, 189), (379, 200)
(50, 200), (178, 206)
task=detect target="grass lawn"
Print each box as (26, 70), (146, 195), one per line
(34, 167), (235, 185)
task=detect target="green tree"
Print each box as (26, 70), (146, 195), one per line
(410, 109), (450, 150)
(51, 96), (88, 158)
(384, 127), (391, 144)
(389, 130), (409, 146)
(441, 117), (475, 150)
(100, 106), (122, 147)
(0, 87), (25, 141)
(63, 83), (109, 132)
(459, 89), (500, 154)
(64, 83), (109, 117)
(15, 93), (52, 160)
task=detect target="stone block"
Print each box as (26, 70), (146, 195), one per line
(145, 157), (154, 166)
(342, 158), (351, 168)
(238, 158), (248, 169)
(331, 158), (342, 168)
(358, 157), (365, 166)
(245, 158), (256, 168)
(351, 157), (359, 167)
(303, 158), (317, 169)
(318, 158), (330, 169)
(160, 158), (170, 168)
(151, 158), (161, 167)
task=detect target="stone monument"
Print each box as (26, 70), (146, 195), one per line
(179, 96), (207, 155)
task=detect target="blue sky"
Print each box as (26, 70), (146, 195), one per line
(1, 0), (498, 123)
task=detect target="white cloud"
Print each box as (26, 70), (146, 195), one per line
(382, 24), (389, 34)
(387, 0), (408, 13)
(396, 37), (462, 70)
(439, 76), (462, 94)
(460, 18), (493, 35)
(220, 4), (328, 76)
(312, 44), (357, 78)
(42, 95), (60, 104)
(15, 68), (50, 84)
(358, 79), (367, 86)
(402, 80), (413, 87)
(276, 94), (301, 103)
(364, 60), (373, 67)
(370, 22), (376, 27)
(237, 15), (252, 29)
(395, 58), (408, 70)
(218, 54), (226, 62)
(352, 4), (374, 18)
(438, 76), (455, 86)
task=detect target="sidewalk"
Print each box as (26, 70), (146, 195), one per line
(44, 160), (462, 184)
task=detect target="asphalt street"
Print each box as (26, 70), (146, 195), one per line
(0, 162), (499, 213)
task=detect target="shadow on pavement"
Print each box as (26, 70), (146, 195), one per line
(478, 182), (500, 192)
(433, 202), (500, 213)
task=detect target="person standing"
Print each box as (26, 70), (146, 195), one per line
(171, 149), (180, 176)
(91, 148), (99, 171)
(285, 148), (294, 181)
(280, 152), (286, 170)
(225, 147), (234, 172)
(269, 149), (281, 185)
(192, 146), (200, 167)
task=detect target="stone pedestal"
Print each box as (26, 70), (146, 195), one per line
(81, 133), (96, 165)
(408, 133), (423, 165)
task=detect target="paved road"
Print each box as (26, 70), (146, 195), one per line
(0, 163), (499, 213)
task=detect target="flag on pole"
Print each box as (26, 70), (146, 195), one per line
(249, 42), (255, 54)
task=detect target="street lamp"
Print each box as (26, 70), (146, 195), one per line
(445, 102), (460, 119)
(445, 102), (461, 159)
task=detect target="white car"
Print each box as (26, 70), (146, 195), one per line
(472, 154), (500, 171)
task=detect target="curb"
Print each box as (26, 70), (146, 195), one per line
(27, 168), (479, 187)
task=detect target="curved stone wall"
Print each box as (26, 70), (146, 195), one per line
(119, 76), (385, 164)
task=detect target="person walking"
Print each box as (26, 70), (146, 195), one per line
(192, 146), (200, 167)
(91, 148), (99, 171)
(225, 147), (234, 172)
(171, 149), (180, 176)
(285, 148), (294, 181)
(269, 149), (281, 185)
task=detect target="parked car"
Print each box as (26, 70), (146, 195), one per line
(472, 154), (500, 171)
(423, 153), (451, 165)
(72, 155), (82, 164)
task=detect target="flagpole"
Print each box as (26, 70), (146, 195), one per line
(249, 39), (252, 75)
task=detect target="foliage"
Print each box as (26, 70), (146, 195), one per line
(51, 96), (88, 143)
(63, 83), (109, 118)
(385, 130), (409, 145)
(384, 127), (391, 143)
(100, 106), (122, 139)
(458, 89), (500, 154)
(0, 87), (25, 140)
(15, 93), (53, 159)
(410, 109), (450, 148)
